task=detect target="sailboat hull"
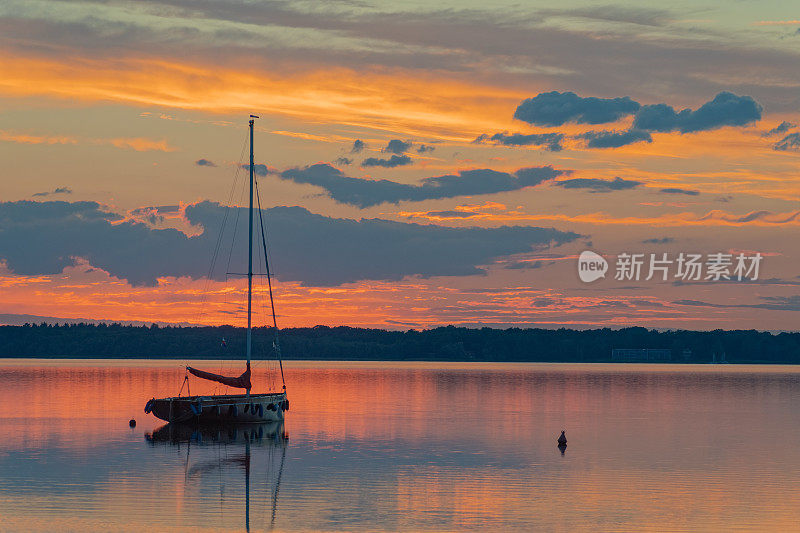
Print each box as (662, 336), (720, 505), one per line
(145, 392), (288, 424)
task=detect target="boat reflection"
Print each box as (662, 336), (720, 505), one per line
(146, 422), (288, 531)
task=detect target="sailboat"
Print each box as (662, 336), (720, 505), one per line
(144, 116), (289, 424)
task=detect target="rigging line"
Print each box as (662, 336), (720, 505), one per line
(255, 177), (286, 391)
(214, 134), (249, 378)
(253, 219), (279, 391)
(192, 133), (248, 382)
(218, 179), (248, 379)
(249, 203), (269, 385)
(271, 441), (287, 527)
(195, 130), (249, 326)
(224, 183), (246, 281)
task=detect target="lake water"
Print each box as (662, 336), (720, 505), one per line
(1, 360), (799, 531)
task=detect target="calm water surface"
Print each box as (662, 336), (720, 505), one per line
(1, 360), (800, 531)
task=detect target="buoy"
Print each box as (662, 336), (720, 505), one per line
(557, 430), (567, 446)
(129, 419), (136, 427)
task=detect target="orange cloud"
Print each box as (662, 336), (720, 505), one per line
(397, 208), (800, 227)
(0, 129), (175, 152)
(0, 53), (527, 141)
(755, 20), (800, 25)
(4, 255), (787, 331)
(105, 137), (176, 152)
(0, 130), (78, 145)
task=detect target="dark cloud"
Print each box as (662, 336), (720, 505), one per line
(554, 176), (641, 192)
(513, 91), (640, 126)
(474, 132), (564, 151)
(629, 299), (666, 308)
(504, 91), (761, 153)
(505, 260), (543, 270)
(578, 129), (652, 148)
(642, 237), (674, 244)
(416, 144), (435, 153)
(674, 296), (800, 312)
(195, 158), (216, 167)
(280, 164), (566, 208)
(240, 163), (273, 176)
(32, 187), (72, 197)
(531, 297), (557, 307)
(773, 132), (800, 152)
(384, 139), (412, 154)
(350, 139), (366, 153)
(762, 121), (795, 137)
(632, 92), (762, 133)
(659, 188), (700, 196)
(362, 154), (413, 168)
(334, 156), (353, 166)
(0, 200), (580, 287)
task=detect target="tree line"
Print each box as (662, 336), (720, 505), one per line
(1, 322), (800, 363)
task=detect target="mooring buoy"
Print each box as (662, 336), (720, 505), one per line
(129, 419), (136, 427)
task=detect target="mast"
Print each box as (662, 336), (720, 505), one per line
(247, 116), (258, 366)
(255, 180), (287, 392)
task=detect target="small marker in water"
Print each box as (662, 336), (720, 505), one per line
(557, 430), (567, 446)
(129, 419), (136, 428)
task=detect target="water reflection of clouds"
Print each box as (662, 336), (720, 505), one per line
(3, 363), (800, 530)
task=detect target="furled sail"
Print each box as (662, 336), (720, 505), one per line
(187, 362), (251, 389)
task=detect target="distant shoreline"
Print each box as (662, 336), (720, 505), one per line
(2, 323), (800, 364)
(0, 357), (795, 366)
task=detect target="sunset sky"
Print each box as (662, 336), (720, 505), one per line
(1, 0), (799, 330)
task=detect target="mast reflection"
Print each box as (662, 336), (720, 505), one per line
(146, 422), (288, 531)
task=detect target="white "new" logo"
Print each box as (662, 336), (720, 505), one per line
(578, 251), (608, 282)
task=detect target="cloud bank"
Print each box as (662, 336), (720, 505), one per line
(578, 129), (652, 148)
(774, 133), (800, 151)
(350, 139), (366, 153)
(279, 164), (566, 207)
(499, 91), (763, 151)
(660, 188), (700, 196)
(554, 176), (641, 192)
(632, 92), (762, 133)
(0, 200), (580, 287)
(32, 187), (72, 197)
(362, 154), (412, 168)
(513, 91), (640, 126)
(384, 139), (412, 154)
(474, 132), (564, 151)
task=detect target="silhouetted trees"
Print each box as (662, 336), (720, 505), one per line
(1, 322), (799, 363)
